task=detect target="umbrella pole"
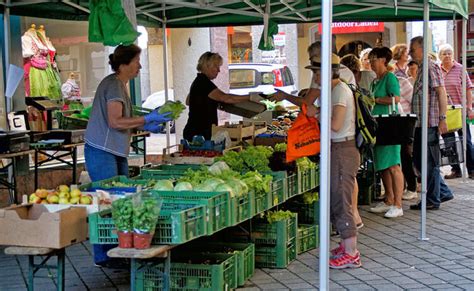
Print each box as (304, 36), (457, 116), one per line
(162, 3), (170, 149)
(319, 0), (333, 289)
(419, 0), (429, 241)
(461, 17), (468, 181)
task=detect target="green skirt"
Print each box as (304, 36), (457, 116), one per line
(374, 144), (401, 172)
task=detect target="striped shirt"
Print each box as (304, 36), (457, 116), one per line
(397, 76), (413, 113)
(440, 61), (473, 106)
(411, 59), (444, 128)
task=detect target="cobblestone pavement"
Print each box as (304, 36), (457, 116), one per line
(1, 178), (473, 291)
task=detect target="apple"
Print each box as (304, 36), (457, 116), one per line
(29, 193), (42, 204)
(79, 196), (92, 205)
(35, 188), (49, 199)
(59, 191), (70, 199)
(47, 194), (59, 204)
(69, 197), (80, 204)
(70, 189), (82, 198)
(58, 185), (69, 193)
(58, 197), (69, 204)
(40, 199), (48, 204)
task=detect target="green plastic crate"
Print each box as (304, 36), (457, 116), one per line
(133, 253), (237, 291)
(286, 173), (298, 198)
(79, 175), (153, 192)
(253, 191), (267, 214)
(254, 240), (297, 268)
(297, 224), (319, 254)
(151, 190), (231, 235)
(88, 202), (207, 245)
(141, 164), (204, 180)
(230, 191), (254, 226)
(55, 110), (88, 130)
(268, 171), (287, 207)
(284, 199), (319, 225)
(251, 215), (297, 246)
(297, 167), (318, 194)
(180, 242), (255, 287)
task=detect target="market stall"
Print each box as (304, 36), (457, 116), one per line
(0, 1), (469, 290)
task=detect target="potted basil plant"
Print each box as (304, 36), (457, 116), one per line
(133, 196), (162, 249)
(111, 198), (134, 248)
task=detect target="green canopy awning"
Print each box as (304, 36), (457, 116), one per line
(1, 0), (469, 28)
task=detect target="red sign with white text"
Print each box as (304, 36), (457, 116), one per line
(318, 22), (384, 34)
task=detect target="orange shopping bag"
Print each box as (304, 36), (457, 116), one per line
(286, 104), (320, 162)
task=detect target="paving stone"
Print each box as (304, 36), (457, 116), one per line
(257, 282), (288, 290)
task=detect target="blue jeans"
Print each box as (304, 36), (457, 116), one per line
(84, 143), (129, 181)
(84, 143), (129, 264)
(413, 128), (453, 207)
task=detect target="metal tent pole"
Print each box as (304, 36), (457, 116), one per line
(162, 4), (170, 148)
(419, 0), (430, 241)
(461, 17), (468, 181)
(319, 0), (333, 289)
(3, 0), (11, 114)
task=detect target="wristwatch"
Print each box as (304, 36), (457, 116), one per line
(439, 115), (447, 121)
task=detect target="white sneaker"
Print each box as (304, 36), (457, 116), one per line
(402, 190), (418, 200)
(384, 206), (404, 218)
(369, 202), (391, 213)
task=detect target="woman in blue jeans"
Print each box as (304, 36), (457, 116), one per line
(84, 44), (171, 267)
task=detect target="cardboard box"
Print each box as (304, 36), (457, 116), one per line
(0, 204), (88, 249)
(254, 135), (286, 147)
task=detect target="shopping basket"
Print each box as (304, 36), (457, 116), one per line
(439, 134), (464, 166)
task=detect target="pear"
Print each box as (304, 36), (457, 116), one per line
(35, 188), (49, 199)
(58, 197), (70, 204)
(29, 193), (42, 204)
(59, 191), (70, 199)
(58, 185), (70, 193)
(47, 194), (59, 204)
(69, 197), (80, 204)
(70, 189), (82, 198)
(79, 196), (92, 205)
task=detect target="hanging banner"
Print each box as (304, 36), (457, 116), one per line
(318, 22), (384, 34)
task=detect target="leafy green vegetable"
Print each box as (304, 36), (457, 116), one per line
(274, 143), (287, 152)
(174, 181), (193, 191)
(111, 198), (133, 232)
(266, 210), (296, 224)
(153, 179), (174, 191)
(216, 146), (273, 173)
(158, 100), (186, 120)
(296, 157), (316, 171)
(302, 191), (319, 204)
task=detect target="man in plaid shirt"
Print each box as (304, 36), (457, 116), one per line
(408, 36), (454, 210)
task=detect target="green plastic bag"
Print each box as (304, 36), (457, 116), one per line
(88, 0), (140, 46)
(258, 20), (278, 51)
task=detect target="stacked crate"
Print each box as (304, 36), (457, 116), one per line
(251, 215), (297, 268)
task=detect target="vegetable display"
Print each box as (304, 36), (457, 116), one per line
(296, 157), (317, 171)
(158, 100), (186, 120)
(274, 143), (287, 152)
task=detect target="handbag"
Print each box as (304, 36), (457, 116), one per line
(375, 95), (418, 145)
(286, 104), (320, 162)
(446, 104), (462, 133)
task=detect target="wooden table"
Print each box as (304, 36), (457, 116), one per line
(0, 150), (35, 204)
(4, 246), (65, 291)
(130, 131), (150, 164)
(33, 143), (84, 189)
(108, 245), (174, 291)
